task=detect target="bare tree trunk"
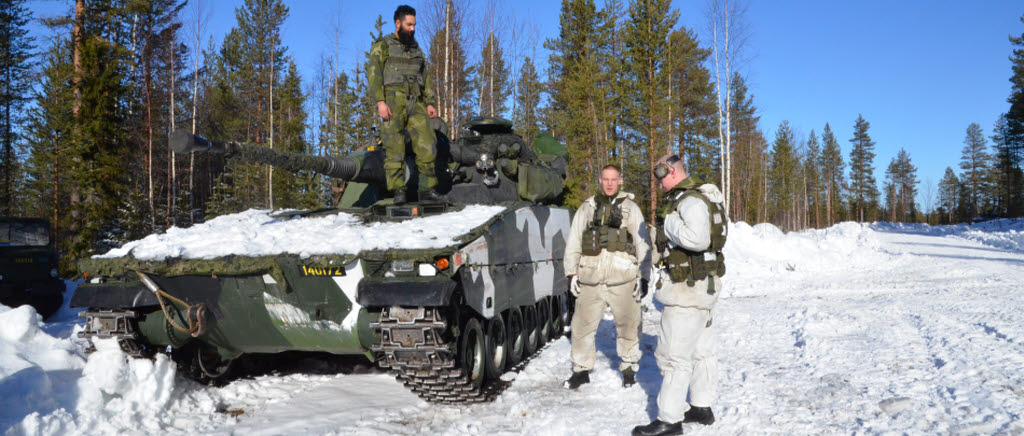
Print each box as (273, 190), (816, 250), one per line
(189, 0), (203, 224)
(712, 15), (725, 193)
(168, 36), (176, 228)
(70, 0), (84, 225)
(146, 58), (155, 231)
(269, 57), (274, 209)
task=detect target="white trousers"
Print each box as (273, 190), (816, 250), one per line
(655, 305), (718, 424)
(570, 281), (642, 372)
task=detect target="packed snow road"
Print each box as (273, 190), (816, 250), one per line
(3, 220), (1023, 435)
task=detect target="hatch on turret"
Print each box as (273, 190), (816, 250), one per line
(466, 116), (514, 135)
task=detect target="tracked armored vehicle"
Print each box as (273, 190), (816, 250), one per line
(72, 118), (573, 403)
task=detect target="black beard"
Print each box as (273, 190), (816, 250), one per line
(398, 29), (415, 45)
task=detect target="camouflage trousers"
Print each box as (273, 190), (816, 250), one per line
(380, 89), (437, 192)
(570, 281), (641, 373)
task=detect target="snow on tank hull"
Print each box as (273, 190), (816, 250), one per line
(72, 202), (573, 400)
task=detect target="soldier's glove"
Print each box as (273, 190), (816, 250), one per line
(633, 278), (649, 301)
(655, 226), (670, 252)
(569, 274), (581, 297)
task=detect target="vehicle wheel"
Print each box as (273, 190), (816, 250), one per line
(536, 298), (551, 343)
(549, 295), (565, 339)
(506, 307), (525, 367)
(523, 304), (539, 355)
(485, 314), (507, 378)
(459, 318), (486, 391)
(195, 345), (233, 380)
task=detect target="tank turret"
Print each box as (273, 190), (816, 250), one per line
(169, 116), (565, 206)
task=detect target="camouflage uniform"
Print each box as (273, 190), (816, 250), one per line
(368, 33), (438, 192)
(564, 191), (651, 373)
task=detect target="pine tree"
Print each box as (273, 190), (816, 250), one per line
(668, 28), (718, 187)
(938, 166), (959, 224)
(768, 121), (798, 230)
(477, 32), (510, 117)
(0, 0), (35, 215)
(513, 57), (541, 144)
(427, 1), (475, 133)
(544, 0), (607, 207)
(848, 114), (878, 222)
(991, 114), (1024, 216)
(804, 130), (822, 227)
(819, 123), (845, 225)
(959, 122), (990, 218)
(1001, 15), (1024, 217)
(884, 148), (918, 222)
(621, 0), (678, 218)
(728, 74), (765, 223)
(66, 4), (132, 266)
(205, 0), (291, 215)
(22, 37), (74, 231)
(272, 59), (317, 210)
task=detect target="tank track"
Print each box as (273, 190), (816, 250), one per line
(371, 306), (517, 404)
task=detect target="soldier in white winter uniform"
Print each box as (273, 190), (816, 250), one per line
(563, 164), (652, 389)
(634, 154), (728, 436)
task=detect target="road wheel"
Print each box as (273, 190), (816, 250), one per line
(536, 298), (551, 343)
(459, 318), (486, 391)
(523, 304), (539, 355)
(485, 313), (507, 378)
(506, 307), (525, 366)
(549, 295), (565, 339)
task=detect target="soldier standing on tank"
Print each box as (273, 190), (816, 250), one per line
(633, 154), (728, 436)
(563, 164), (652, 389)
(368, 5), (443, 205)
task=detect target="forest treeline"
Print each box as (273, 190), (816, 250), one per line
(0, 0), (1023, 271)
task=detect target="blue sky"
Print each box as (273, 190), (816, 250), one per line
(28, 0), (1024, 210)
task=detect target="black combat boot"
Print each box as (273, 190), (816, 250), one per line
(682, 406), (715, 425)
(563, 370), (590, 389)
(419, 188), (445, 202)
(622, 368), (636, 387)
(393, 188), (407, 205)
(632, 420), (682, 436)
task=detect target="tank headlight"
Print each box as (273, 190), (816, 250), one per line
(391, 260), (414, 272)
(50, 268), (59, 278)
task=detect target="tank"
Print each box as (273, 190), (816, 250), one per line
(1, 217), (64, 318)
(71, 117), (573, 403)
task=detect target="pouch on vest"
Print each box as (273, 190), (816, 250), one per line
(665, 249), (690, 283)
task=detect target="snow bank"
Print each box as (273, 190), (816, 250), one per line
(873, 218), (1024, 254)
(722, 221), (891, 297)
(0, 305), (84, 434)
(98, 205), (508, 261)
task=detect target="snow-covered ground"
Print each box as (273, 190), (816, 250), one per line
(3, 218), (1023, 435)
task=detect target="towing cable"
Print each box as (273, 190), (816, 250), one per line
(136, 271), (206, 337)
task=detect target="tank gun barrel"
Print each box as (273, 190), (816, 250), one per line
(170, 128), (366, 181)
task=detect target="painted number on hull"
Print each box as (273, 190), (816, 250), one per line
(301, 265), (346, 276)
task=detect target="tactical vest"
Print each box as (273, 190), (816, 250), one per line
(580, 196), (635, 256)
(382, 37), (425, 92)
(658, 182), (728, 293)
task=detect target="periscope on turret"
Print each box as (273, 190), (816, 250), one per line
(73, 117), (575, 403)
